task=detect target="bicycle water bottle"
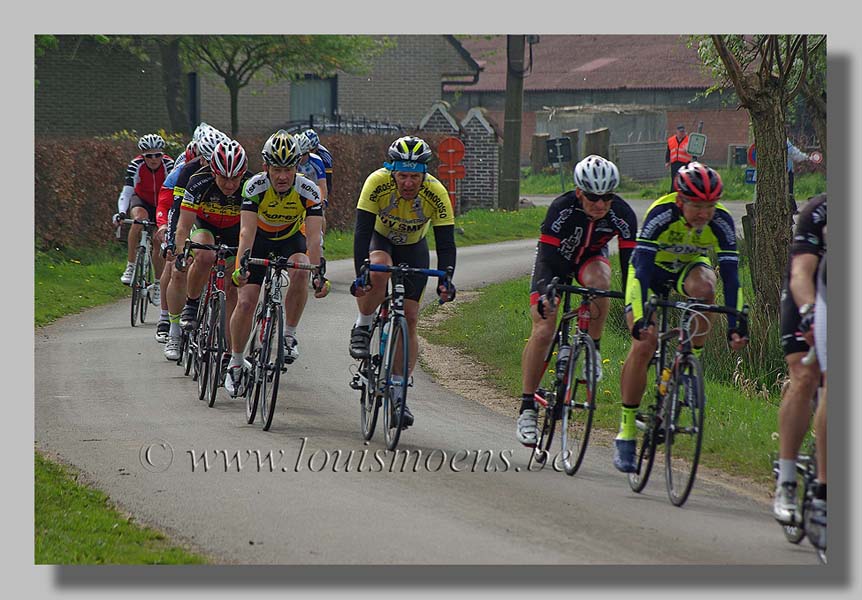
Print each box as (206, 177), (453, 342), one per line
(659, 367), (672, 395)
(556, 345), (571, 380)
(380, 319), (390, 355)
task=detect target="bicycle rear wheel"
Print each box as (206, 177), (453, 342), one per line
(206, 291), (226, 408)
(628, 402), (660, 493)
(130, 247), (146, 327)
(382, 317), (409, 450)
(561, 336), (598, 476)
(359, 319), (382, 440)
(259, 304), (284, 431)
(244, 303), (266, 424)
(665, 354), (705, 506)
(140, 253), (153, 324)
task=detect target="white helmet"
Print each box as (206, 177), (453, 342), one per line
(295, 131), (315, 155)
(573, 155), (619, 195)
(196, 129), (229, 162)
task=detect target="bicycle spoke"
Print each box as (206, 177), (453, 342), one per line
(260, 305), (283, 431)
(359, 321), (382, 440)
(383, 317), (409, 450)
(561, 337), (597, 476)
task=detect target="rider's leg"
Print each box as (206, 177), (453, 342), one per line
(578, 257), (612, 344)
(680, 263), (717, 353)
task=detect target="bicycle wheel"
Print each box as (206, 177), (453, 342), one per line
(196, 302), (212, 401)
(534, 392), (559, 466)
(181, 331), (194, 375)
(139, 252), (153, 324)
(382, 317), (409, 451)
(129, 247), (146, 327)
(206, 291), (226, 408)
(665, 354), (705, 506)
(359, 319), (383, 440)
(259, 304), (284, 431)
(244, 303), (266, 424)
(561, 336), (598, 476)
(628, 401), (660, 493)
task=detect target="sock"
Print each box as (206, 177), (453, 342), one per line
(160, 309), (169, 321)
(692, 346), (704, 359)
(355, 313), (374, 328)
(617, 405), (639, 441)
(592, 338), (601, 352)
(229, 352), (244, 368)
(519, 393), (535, 414)
(814, 481), (827, 501)
(127, 261), (135, 268)
(778, 459), (797, 485)
(169, 313), (181, 337)
(284, 325), (297, 339)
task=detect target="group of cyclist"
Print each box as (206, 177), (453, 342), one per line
(114, 127), (825, 550)
(513, 153), (826, 547)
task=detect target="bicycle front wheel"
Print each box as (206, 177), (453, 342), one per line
(628, 402), (660, 493)
(130, 247), (146, 327)
(206, 291), (226, 408)
(665, 354), (705, 507)
(359, 320), (382, 440)
(140, 253), (153, 323)
(196, 302), (212, 401)
(259, 304), (284, 431)
(561, 336), (598, 476)
(382, 317), (409, 451)
(244, 303), (266, 425)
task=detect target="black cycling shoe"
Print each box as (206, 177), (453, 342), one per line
(155, 320), (170, 343)
(349, 325), (372, 359)
(180, 302), (200, 331)
(392, 401), (414, 429)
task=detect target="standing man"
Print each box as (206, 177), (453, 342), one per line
(665, 124), (692, 194)
(516, 155), (638, 447)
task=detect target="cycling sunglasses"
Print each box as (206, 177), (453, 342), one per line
(583, 191), (614, 203)
(144, 152), (164, 159)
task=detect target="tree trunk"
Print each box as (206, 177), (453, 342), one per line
(228, 79), (240, 137)
(499, 35), (525, 211)
(748, 85), (792, 315)
(158, 37), (188, 134)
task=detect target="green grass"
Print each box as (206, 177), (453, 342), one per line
(420, 268), (782, 486)
(520, 166), (826, 202)
(35, 451), (207, 564)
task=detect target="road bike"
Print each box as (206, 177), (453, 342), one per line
(628, 294), (748, 507)
(532, 277), (624, 476)
(121, 218), (158, 327)
(176, 240), (238, 408)
(350, 261), (453, 450)
(239, 252), (320, 431)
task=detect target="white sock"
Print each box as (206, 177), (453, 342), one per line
(229, 352), (244, 368)
(160, 309), (169, 321)
(284, 325), (297, 339)
(355, 313), (374, 328)
(169, 323), (181, 337)
(778, 459), (797, 485)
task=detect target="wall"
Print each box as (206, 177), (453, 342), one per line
(665, 108), (752, 164)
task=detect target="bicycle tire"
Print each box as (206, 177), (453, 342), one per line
(359, 319), (383, 440)
(382, 316), (409, 451)
(628, 402), (660, 493)
(140, 251), (152, 324)
(244, 302), (266, 424)
(665, 354), (705, 507)
(130, 247), (146, 327)
(260, 304), (284, 431)
(196, 301), (212, 401)
(206, 291), (226, 408)
(561, 336), (598, 476)
(182, 331), (194, 375)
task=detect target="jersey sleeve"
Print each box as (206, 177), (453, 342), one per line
(427, 181), (455, 227)
(614, 199), (638, 251)
(790, 197), (827, 256)
(710, 207), (743, 325)
(537, 194), (570, 247)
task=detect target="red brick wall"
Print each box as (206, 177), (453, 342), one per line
(666, 109), (751, 165)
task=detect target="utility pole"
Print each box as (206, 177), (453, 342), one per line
(500, 34), (525, 211)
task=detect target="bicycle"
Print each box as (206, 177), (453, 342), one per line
(532, 277), (624, 476)
(772, 346), (827, 564)
(349, 260), (453, 450)
(627, 294), (749, 507)
(238, 252), (321, 431)
(175, 239), (238, 408)
(121, 218), (158, 327)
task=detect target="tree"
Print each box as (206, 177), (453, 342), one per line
(183, 35), (391, 136)
(693, 35), (825, 313)
(499, 35), (526, 212)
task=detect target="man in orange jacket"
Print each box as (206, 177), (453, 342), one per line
(665, 124), (692, 192)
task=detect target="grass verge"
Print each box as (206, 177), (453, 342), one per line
(35, 450), (207, 564)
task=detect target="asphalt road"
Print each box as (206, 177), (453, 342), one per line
(34, 236), (820, 565)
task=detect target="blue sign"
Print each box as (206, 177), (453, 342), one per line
(744, 168), (757, 184)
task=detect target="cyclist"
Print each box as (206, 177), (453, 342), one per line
(349, 135), (457, 428)
(774, 194), (826, 527)
(225, 130), (331, 397)
(516, 155), (638, 447)
(613, 162), (748, 473)
(113, 134), (174, 288)
(808, 253), (827, 550)
(303, 129), (333, 193)
(295, 133), (329, 245)
(168, 140), (252, 367)
(160, 127), (229, 353)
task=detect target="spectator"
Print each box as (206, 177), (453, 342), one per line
(665, 124), (692, 193)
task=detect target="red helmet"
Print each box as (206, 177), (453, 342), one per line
(210, 139), (248, 178)
(674, 162), (723, 202)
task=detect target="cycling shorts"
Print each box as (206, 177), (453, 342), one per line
(369, 230), (429, 302)
(247, 232), (308, 286)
